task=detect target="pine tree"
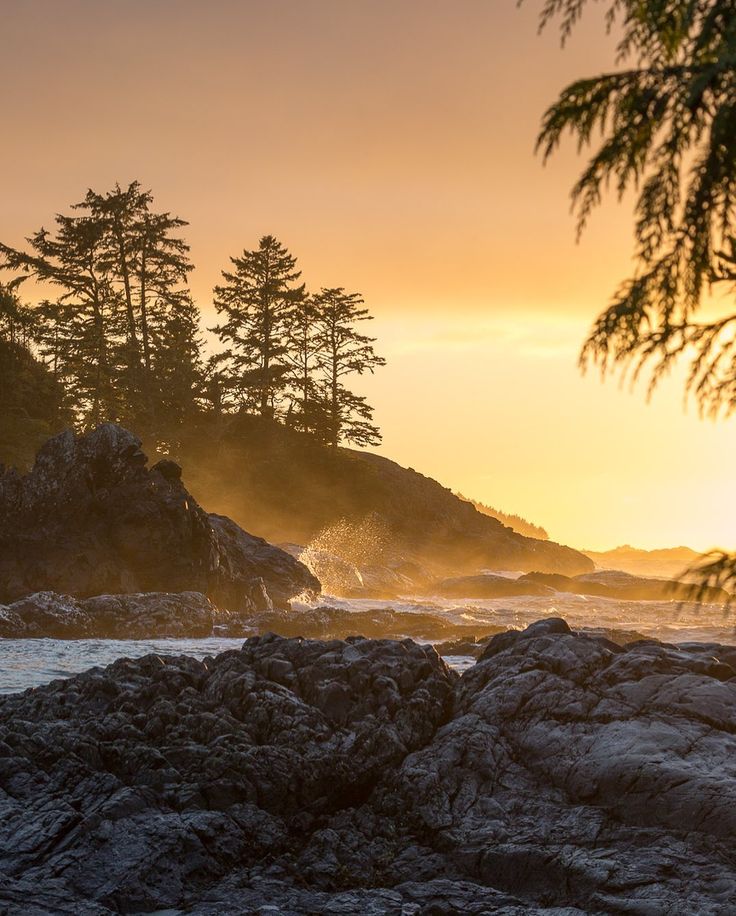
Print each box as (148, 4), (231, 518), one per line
(538, 0), (736, 595)
(1, 209), (121, 424)
(0, 182), (202, 442)
(312, 287), (385, 447)
(537, 1), (736, 415)
(83, 182), (194, 434)
(212, 235), (304, 417)
(0, 280), (34, 347)
(149, 292), (205, 451)
(283, 293), (322, 433)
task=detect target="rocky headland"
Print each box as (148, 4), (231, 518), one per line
(0, 424), (319, 614)
(2, 618), (736, 914)
(177, 414), (594, 579)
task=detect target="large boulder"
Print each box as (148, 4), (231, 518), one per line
(0, 425), (319, 611)
(3, 623), (736, 912)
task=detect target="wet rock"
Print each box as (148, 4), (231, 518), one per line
(0, 590), (221, 638)
(387, 618), (736, 914)
(0, 424), (320, 610)
(3, 622), (736, 913)
(0, 635), (455, 914)
(250, 604), (506, 644)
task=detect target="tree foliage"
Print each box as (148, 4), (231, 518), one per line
(0, 283), (69, 469)
(0, 182), (204, 446)
(312, 287), (386, 447)
(212, 235), (304, 417)
(2, 194), (385, 460)
(212, 242), (386, 446)
(537, 0), (736, 415)
(457, 492), (550, 540)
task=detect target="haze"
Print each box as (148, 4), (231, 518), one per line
(2, 0), (734, 551)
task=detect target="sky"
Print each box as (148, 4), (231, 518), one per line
(2, 0), (735, 551)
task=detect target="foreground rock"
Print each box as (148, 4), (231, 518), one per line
(2, 621), (736, 913)
(0, 424), (319, 611)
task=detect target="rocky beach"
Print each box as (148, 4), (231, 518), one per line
(2, 426), (735, 914)
(3, 619), (736, 914)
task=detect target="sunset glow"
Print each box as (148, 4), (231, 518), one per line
(3, 0), (734, 551)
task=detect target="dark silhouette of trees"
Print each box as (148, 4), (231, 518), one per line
(0, 182), (203, 445)
(0, 283), (69, 469)
(537, 1), (736, 413)
(457, 493), (550, 540)
(312, 288), (386, 447)
(1, 190), (386, 463)
(212, 242), (386, 446)
(283, 293), (322, 434)
(212, 236), (304, 417)
(538, 0), (736, 593)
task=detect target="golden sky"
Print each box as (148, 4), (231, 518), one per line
(2, 0), (735, 551)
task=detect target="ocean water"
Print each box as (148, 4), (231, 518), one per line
(0, 592), (734, 695)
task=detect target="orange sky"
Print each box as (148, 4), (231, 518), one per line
(2, 0), (735, 551)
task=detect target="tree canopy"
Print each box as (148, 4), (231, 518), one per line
(0, 283), (69, 469)
(538, 0), (736, 414)
(0, 189), (386, 464)
(211, 243), (386, 447)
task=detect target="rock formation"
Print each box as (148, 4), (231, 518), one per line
(2, 619), (736, 913)
(522, 568), (730, 603)
(0, 424), (319, 612)
(0, 591), (224, 639)
(435, 573), (554, 599)
(178, 413), (594, 579)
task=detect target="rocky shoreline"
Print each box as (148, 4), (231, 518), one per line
(2, 618), (736, 914)
(0, 425), (319, 612)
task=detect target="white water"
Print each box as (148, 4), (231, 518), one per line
(0, 592), (733, 695)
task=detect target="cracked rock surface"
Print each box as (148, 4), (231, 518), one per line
(2, 619), (736, 914)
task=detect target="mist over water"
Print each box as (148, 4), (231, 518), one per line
(1, 592), (733, 695)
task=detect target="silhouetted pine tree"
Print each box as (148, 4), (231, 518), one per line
(84, 183), (194, 434)
(283, 293), (322, 433)
(312, 287), (385, 447)
(1, 210), (121, 424)
(0, 182), (203, 445)
(212, 235), (304, 417)
(149, 292), (205, 451)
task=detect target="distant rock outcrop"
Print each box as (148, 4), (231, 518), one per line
(3, 622), (736, 912)
(0, 424), (319, 611)
(435, 573), (554, 599)
(180, 414), (594, 579)
(521, 568), (730, 603)
(584, 543), (701, 579)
